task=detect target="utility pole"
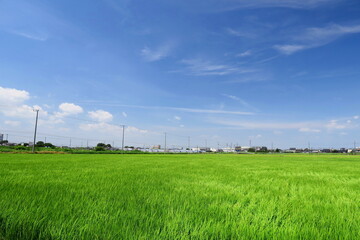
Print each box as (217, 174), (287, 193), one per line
(164, 132), (167, 153)
(45, 137), (47, 144)
(188, 136), (190, 151)
(249, 139), (252, 147)
(32, 109), (39, 153)
(6, 134), (8, 141)
(87, 140), (89, 148)
(70, 138), (72, 148)
(354, 141), (356, 150)
(121, 125), (125, 151)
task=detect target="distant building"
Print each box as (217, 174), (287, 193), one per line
(0, 133), (3, 142)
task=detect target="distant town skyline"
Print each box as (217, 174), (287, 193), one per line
(1, 0), (360, 148)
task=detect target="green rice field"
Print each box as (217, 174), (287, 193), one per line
(0, 153), (360, 239)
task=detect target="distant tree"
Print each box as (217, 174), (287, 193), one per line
(44, 142), (55, 148)
(248, 148), (255, 152)
(97, 143), (106, 147)
(23, 143), (29, 147)
(0, 140), (8, 145)
(275, 148), (281, 153)
(36, 141), (45, 147)
(106, 144), (112, 148)
(95, 146), (105, 151)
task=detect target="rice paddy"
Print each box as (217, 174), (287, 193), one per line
(0, 153), (359, 239)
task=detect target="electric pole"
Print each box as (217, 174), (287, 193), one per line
(32, 109), (39, 153)
(164, 132), (167, 153)
(188, 136), (190, 150)
(121, 125), (125, 151)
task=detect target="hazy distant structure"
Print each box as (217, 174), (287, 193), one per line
(0, 133), (3, 142)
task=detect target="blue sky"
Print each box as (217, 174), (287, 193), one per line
(1, 0), (360, 148)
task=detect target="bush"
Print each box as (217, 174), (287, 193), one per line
(95, 146), (105, 151)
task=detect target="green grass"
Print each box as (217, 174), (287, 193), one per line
(0, 154), (359, 239)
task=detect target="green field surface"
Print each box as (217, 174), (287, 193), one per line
(0, 154), (359, 239)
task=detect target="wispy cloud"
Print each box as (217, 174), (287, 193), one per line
(226, 28), (255, 38)
(173, 0), (340, 13)
(234, 0), (340, 9)
(11, 30), (48, 41)
(222, 94), (259, 111)
(274, 23), (360, 55)
(212, 115), (358, 132)
(77, 102), (254, 115)
(181, 58), (256, 76)
(141, 43), (173, 62)
(237, 50), (253, 57)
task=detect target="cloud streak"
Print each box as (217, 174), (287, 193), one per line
(181, 58), (256, 76)
(275, 23), (360, 55)
(78, 102), (254, 115)
(212, 116), (358, 132)
(141, 43), (173, 62)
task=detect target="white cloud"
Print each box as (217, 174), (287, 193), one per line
(88, 110), (113, 122)
(47, 103), (83, 123)
(122, 112), (128, 117)
(353, 116), (359, 120)
(237, 50), (252, 57)
(326, 120), (347, 130)
(1, 104), (46, 119)
(174, 116), (181, 121)
(141, 44), (172, 62)
(4, 120), (21, 127)
(274, 44), (307, 55)
(0, 86), (30, 104)
(59, 103), (83, 115)
(181, 58), (256, 76)
(126, 126), (148, 134)
(275, 23), (360, 55)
